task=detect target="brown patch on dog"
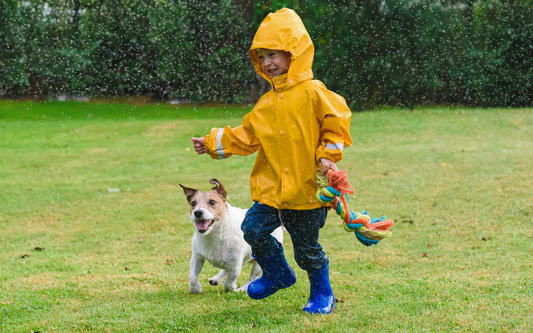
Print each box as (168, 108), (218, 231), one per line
(209, 179), (227, 198)
(180, 181), (227, 213)
(180, 180), (228, 233)
(188, 191), (227, 215)
(179, 184), (198, 203)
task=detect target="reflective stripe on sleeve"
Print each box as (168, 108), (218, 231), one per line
(216, 128), (226, 159)
(325, 142), (344, 151)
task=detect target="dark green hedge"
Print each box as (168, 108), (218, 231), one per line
(1, 0), (532, 108)
(0, 0), (255, 103)
(257, 0), (533, 109)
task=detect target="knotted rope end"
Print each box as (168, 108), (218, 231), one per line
(316, 170), (394, 248)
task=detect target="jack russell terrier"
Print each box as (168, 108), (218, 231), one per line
(180, 179), (283, 293)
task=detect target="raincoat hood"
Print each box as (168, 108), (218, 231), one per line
(250, 8), (314, 88)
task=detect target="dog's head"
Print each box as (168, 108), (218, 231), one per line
(179, 179), (227, 235)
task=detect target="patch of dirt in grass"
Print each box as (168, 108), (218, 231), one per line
(509, 117), (527, 125)
(138, 218), (173, 233)
(86, 148), (107, 154)
(335, 251), (362, 261)
(0, 299), (13, 306)
(20, 273), (60, 289)
(2, 215), (68, 236)
(68, 274), (163, 292)
(371, 251), (408, 267)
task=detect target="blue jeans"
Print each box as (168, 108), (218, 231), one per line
(241, 202), (328, 272)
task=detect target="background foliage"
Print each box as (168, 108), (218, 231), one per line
(1, 0), (532, 108)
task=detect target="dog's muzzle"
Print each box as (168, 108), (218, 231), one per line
(193, 210), (214, 233)
(195, 218), (214, 233)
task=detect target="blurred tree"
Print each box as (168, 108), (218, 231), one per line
(0, 0), (73, 98)
(0, 1), (25, 97)
(0, 0), (531, 107)
(70, 0), (80, 96)
(252, 0), (532, 109)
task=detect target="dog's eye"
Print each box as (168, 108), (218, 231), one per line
(191, 201), (197, 207)
(209, 200), (216, 206)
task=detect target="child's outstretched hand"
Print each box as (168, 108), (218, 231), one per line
(191, 137), (205, 155)
(320, 158), (338, 175)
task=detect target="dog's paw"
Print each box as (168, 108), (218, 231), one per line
(223, 282), (237, 292)
(208, 272), (226, 286)
(189, 283), (203, 294)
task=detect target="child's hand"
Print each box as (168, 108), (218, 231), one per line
(319, 158), (338, 174)
(191, 137), (205, 155)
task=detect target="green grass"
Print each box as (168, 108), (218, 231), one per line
(1, 100), (532, 332)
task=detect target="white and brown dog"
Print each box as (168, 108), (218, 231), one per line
(180, 179), (283, 293)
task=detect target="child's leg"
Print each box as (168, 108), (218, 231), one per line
(280, 207), (328, 271)
(241, 202), (297, 299)
(241, 202), (282, 258)
(281, 207), (335, 314)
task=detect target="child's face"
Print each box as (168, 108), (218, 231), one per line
(256, 48), (291, 78)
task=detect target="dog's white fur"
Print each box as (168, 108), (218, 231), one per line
(180, 180), (283, 293)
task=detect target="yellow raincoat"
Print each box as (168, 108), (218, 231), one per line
(204, 8), (352, 210)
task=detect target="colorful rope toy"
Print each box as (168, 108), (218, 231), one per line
(316, 170), (394, 247)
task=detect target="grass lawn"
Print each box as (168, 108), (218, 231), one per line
(0, 99), (532, 332)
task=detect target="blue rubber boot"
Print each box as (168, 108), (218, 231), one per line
(247, 245), (297, 300)
(303, 258), (335, 314)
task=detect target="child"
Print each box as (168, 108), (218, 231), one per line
(191, 8), (351, 314)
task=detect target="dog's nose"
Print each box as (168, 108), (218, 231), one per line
(194, 210), (203, 218)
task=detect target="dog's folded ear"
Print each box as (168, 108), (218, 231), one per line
(179, 184), (198, 203)
(209, 179), (227, 199)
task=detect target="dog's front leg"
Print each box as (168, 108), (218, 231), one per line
(189, 253), (205, 294)
(237, 260), (262, 292)
(209, 269), (227, 286)
(223, 261), (243, 292)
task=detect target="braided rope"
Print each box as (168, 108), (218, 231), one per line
(316, 170), (394, 247)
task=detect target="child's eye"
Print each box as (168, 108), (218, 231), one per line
(269, 52), (276, 57)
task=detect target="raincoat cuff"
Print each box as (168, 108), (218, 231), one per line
(316, 145), (343, 164)
(204, 128), (226, 160)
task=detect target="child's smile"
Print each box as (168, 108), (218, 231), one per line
(256, 48), (292, 79)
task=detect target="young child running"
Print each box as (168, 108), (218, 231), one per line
(191, 8), (352, 314)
